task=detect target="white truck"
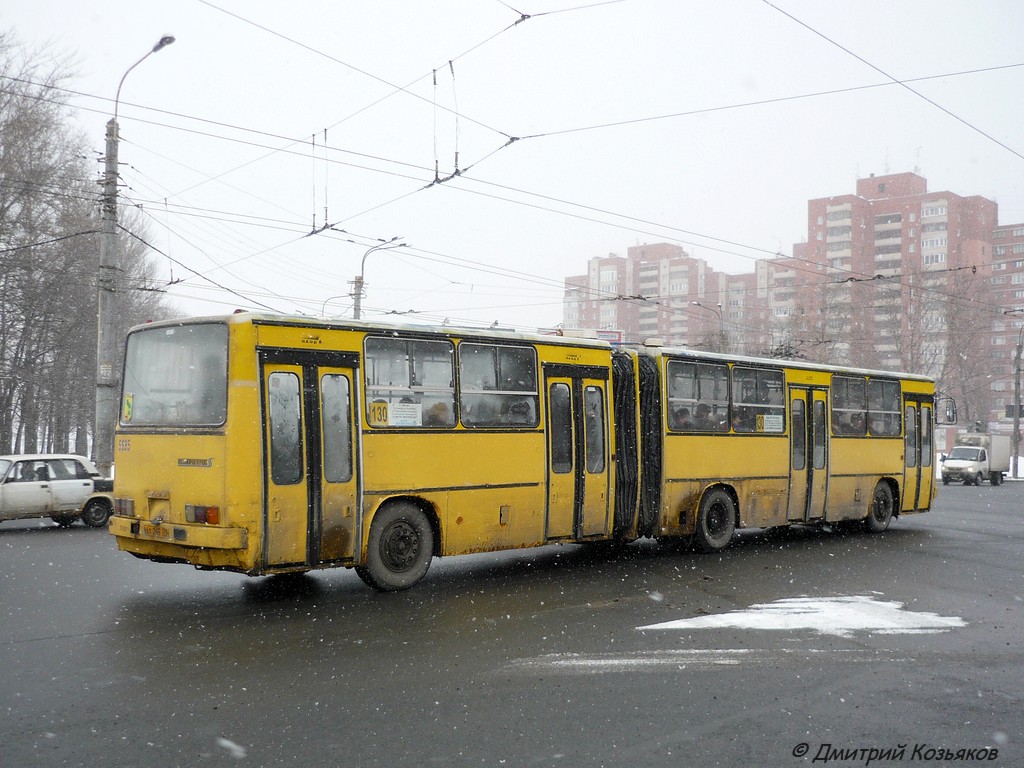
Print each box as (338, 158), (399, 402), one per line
(940, 433), (1011, 486)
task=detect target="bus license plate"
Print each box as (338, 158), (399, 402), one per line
(140, 522), (173, 541)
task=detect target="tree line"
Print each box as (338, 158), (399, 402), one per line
(0, 32), (174, 457)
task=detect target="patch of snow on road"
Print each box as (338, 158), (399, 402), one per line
(639, 596), (965, 637)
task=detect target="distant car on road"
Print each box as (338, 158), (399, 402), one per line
(0, 454), (113, 527)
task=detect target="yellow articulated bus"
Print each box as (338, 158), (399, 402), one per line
(108, 313), (953, 590)
(641, 349), (945, 552)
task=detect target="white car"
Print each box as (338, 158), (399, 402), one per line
(0, 454), (113, 527)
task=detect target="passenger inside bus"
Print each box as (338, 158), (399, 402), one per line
(670, 407), (692, 430)
(694, 403), (715, 430)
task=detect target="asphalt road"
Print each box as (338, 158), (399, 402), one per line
(1, 485), (1020, 768)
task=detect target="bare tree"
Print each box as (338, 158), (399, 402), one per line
(0, 31), (174, 455)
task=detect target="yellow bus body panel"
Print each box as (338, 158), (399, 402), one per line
(360, 430), (549, 555)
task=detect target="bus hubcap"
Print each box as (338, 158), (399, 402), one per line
(380, 520), (420, 571)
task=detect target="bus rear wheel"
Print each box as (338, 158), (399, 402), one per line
(694, 489), (736, 553)
(356, 502), (434, 591)
(866, 482), (894, 533)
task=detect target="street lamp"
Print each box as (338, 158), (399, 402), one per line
(94, 35), (175, 478)
(320, 294), (350, 316)
(691, 301), (725, 352)
(351, 238), (407, 320)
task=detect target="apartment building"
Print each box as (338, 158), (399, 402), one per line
(563, 171), (1011, 428)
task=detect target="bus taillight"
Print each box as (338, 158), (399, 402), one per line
(185, 504), (220, 524)
(114, 497), (135, 516)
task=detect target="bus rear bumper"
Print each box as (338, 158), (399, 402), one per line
(109, 515), (248, 550)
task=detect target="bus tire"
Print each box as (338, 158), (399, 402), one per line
(866, 482), (894, 533)
(694, 489), (736, 553)
(357, 502), (434, 591)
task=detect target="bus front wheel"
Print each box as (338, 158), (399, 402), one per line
(866, 482), (894, 533)
(694, 489), (736, 553)
(356, 502), (434, 591)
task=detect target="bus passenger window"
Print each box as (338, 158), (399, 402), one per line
(868, 379), (902, 436)
(268, 372), (303, 484)
(364, 337), (455, 427)
(459, 343), (539, 428)
(832, 375), (867, 435)
(666, 359), (728, 432)
(732, 367), (785, 433)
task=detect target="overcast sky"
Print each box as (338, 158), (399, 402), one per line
(5, 0), (1024, 330)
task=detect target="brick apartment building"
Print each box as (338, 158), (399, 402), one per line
(563, 171), (1020, 430)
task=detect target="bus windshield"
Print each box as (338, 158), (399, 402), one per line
(120, 323), (228, 427)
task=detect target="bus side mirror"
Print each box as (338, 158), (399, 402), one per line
(935, 397), (957, 425)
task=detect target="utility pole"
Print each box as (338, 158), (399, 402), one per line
(94, 35), (174, 478)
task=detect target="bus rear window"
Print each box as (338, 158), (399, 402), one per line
(121, 323), (228, 427)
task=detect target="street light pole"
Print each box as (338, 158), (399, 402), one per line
(692, 301), (725, 352)
(94, 35), (174, 478)
(351, 238), (407, 320)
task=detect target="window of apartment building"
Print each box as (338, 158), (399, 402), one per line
(875, 213), (902, 225)
(995, 246), (1008, 256)
(994, 230), (1006, 238)
(1015, 260), (1024, 268)
(921, 237), (947, 249)
(1014, 244), (1024, 254)
(1012, 273), (1024, 285)
(816, 215), (823, 225)
(923, 252), (946, 266)
(826, 241), (851, 252)
(993, 261), (1006, 270)
(922, 206), (947, 217)
(875, 244), (902, 255)
(826, 209), (851, 221)
(908, 212), (916, 222)
(992, 276), (1006, 285)
(1014, 228), (1024, 237)
(1014, 290), (1024, 299)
